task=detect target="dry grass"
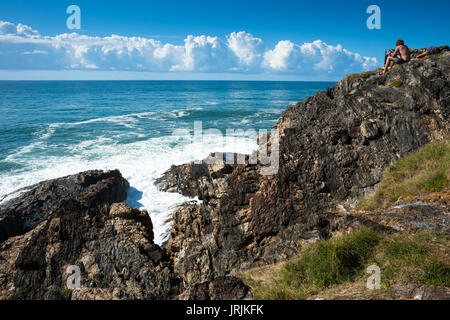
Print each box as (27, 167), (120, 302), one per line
(375, 231), (450, 287)
(345, 71), (373, 83)
(241, 262), (286, 289)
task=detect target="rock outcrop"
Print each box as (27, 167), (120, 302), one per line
(347, 191), (450, 234)
(155, 152), (243, 201)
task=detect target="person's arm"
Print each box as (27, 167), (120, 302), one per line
(392, 47), (400, 57)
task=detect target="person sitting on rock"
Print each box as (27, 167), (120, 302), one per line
(382, 39), (411, 75)
(414, 46), (436, 59)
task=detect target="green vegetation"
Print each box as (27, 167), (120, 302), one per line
(100, 279), (110, 288)
(243, 229), (450, 300)
(376, 231), (450, 288)
(98, 279), (116, 289)
(356, 141), (450, 210)
(60, 288), (71, 297)
(246, 228), (381, 299)
(388, 80), (403, 88)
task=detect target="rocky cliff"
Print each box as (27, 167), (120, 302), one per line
(157, 48), (450, 296)
(0, 48), (449, 300)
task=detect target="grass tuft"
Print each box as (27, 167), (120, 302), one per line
(388, 80), (403, 88)
(356, 141), (450, 210)
(60, 288), (71, 297)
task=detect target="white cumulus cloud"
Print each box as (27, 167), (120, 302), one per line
(264, 40), (378, 75)
(0, 21), (40, 37)
(0, 21), (378, 78)
(227, 31), (266, 71)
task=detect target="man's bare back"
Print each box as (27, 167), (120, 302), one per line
(395, 45), (411, 61)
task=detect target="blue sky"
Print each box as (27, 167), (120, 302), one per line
(0, 0), (449, 80)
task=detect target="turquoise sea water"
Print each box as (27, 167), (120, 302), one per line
(0, 80), (333, 243)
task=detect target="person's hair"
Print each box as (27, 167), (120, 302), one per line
(396, 39), (405, 46)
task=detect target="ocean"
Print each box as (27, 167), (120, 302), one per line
(0, 80), (333, 243)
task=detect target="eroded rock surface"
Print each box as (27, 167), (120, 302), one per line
(155, 152), (244, 201)
(343, 191), (450, 234)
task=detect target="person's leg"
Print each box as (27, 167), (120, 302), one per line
(387, 57), (396, 70)
(387, 60), (394, 71)
(415, 51), (429, 59)
(382, 57), (390, 73)
(383, 57), (394, 74)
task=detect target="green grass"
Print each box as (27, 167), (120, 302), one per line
(60, 288), (71, 297)
(356, 141), (450, 210)
(244, 229), (450, 300)
(376, 230), (450, 288)
(249, 228), (381, 299)
(389, 80), (403, 88)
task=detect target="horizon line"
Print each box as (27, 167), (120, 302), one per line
(0, 69), (349, 82)
(0, 79), (336, 83)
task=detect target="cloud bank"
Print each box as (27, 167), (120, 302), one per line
(0, 21), (378, 78)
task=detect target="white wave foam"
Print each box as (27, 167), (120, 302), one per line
(0, 133), (258, 244)
(168, 110), (189, 118)
(0, 188), (30, 205)
(4, 141), (45, 162)
(51, 114), (141, 128)
(37, 110), (193, 132)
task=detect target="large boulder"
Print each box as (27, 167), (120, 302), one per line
(0, 170), (177, 300)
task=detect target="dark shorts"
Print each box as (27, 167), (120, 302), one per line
(426, 46), (436, 54)
(395, 58), (407, 64)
